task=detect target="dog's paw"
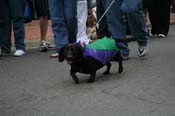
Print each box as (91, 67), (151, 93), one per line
(103, 71), (110, 75)
(118, 67), (123, 73)
(86, 79), (94, 83)
(74, 80), (79, 84)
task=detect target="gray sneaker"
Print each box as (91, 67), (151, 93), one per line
(40, 41), (50, 52)
(138, 46), (149, 57)
(121, 53), (130, 60)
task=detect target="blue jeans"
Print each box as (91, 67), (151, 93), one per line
(106, 0), (148, 55)
(121, 0), (148, 46)
(48, 0), (77, 53)
(0, 0), (25, 51)
(106, 0), (129, 55)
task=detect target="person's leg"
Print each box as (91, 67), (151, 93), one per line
(34, 0), (48, 41)
(76, 0), (89, 44)
(147, 0), (159, 35)
(40, 16), (48, 41)
(106, 0), (129, 57)
(9, 0), (26, 56)
(0, 0), (11, 54)
(121, 0), (149, 56)
(157, 0), (171, 36)
(64, 0), (78, 43)
(48, 0), (68, 55)
(34, 0), (50, 51)
(172, 0), (175, 13)
(39, 16), (50, 52)
(96, 0), (110, 38)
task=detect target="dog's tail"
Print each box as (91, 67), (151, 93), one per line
(114, 37), (136, 43)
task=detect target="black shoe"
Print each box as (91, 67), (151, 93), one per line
(1, 49), (11, 56)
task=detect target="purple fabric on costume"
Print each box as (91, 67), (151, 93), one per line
(84, 48), (117, 64)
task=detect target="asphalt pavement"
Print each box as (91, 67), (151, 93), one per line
(0, 26), (175, 116)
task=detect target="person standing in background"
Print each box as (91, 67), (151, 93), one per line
(96, 0), (110, 38)
(0, 0), (25, 56)
(148, 0), (172, 38)
(76, 0), (89, 44)
(33, 0), (50, 52)
(48, 0), (78, 58)
(106, 0), (149, 59)
(172, 0), (175, 13)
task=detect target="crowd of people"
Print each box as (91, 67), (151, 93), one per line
(0, 0), (174, 59)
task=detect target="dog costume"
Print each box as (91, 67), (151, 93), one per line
(84, 37), (119, 64)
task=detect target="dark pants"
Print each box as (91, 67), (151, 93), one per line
(0, 0), (25, 52)
(96, 0), (110, 38)
(34, 0), (48, 17)
(172, 0), (175, 13)
(148, 0), (172, 35)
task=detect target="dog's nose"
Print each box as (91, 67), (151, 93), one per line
(66, 56), (72, 61)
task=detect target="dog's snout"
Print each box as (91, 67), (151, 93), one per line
(66, 50), (73, 61)
(66, 56), (73, 61)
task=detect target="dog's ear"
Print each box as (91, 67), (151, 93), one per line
(59, 45), (66, 62)
(75, 42), (85, 53)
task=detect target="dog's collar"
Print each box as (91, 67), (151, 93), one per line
(69, 57), (83, 65)
(74, 42), (87, 52)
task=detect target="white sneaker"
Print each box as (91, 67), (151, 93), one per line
(158, 34), (166, 38)
(14, 50), (25, 57)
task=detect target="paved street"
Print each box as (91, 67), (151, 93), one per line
(1, 26), (175, 116)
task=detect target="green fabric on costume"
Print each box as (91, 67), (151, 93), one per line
(87, 37), (119, 51)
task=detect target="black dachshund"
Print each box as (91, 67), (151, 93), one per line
(59, 39), (124, 84)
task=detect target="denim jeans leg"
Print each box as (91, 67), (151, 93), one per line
(121, 0), (148, 47)
(48, 0), (68, 53)
(13, 19), (26, 50)
(10, 0), (25, 50)
(0, 0), (11, 52)
(106, 0), (129, 55)
(64, 0), (77, 43)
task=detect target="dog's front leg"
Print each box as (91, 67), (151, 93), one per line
(87, 72), (96, 83)
(70, 70), (79, 84)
